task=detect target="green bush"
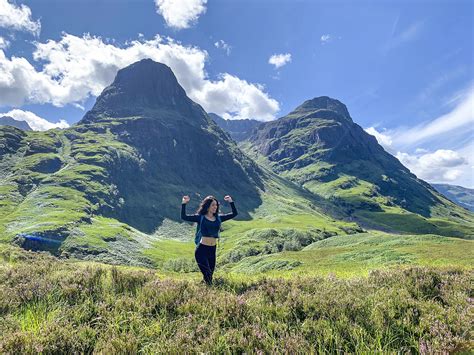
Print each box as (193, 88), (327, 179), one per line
(162, 258), (199, 273)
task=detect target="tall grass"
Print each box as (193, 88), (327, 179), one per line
(0, 247), (472, 353)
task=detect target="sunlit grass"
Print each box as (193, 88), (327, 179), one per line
(0, 246), (471, 353)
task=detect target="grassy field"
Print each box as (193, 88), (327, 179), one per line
(0, 245), (472, 353)
(1, 121), (473, 352)
(142, 229), (474, 278)
(244, 232), (474, 277)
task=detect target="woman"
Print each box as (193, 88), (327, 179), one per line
(181, 194), (238, 285)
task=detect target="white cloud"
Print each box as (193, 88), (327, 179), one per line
(0, 36), (9, 49)
(383, 20), (424, 53)
(415, 148), (428, 154)
(395, 87), (474, 148)
(320, 34), (332, 44)
(154, 0), (207, 30)
(396, 149), (467, 183)
(320, 34), (342, 45)
(268, 53), (291, 69)
(194, 73), (279, 121)
(0, 33), (279, 121)
(365, 89), (474, 187)
(214, 39), (231, 55)
(0, 109), (69, 130)
(365, 127), (393, 150)
(0, 0), (40, 35)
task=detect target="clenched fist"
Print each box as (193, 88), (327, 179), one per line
(224, 195), (233, 203)
(182, 195), (190, 204)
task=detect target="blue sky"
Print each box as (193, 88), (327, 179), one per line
(0, 0), (472, 187)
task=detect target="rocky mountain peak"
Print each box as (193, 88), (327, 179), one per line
(78, 59), (197, 124)
(292, 96), (352, 122)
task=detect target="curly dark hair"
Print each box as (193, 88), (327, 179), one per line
(196, 195), (220, 216)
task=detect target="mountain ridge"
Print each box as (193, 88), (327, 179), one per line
(0, 116), (32, 131)
(432, 183), (474, 212)
(0, 59), (357, 266)
(208, 113), (262, 142)
(0, 59), (472, 269)
(241, 96), (473, 237)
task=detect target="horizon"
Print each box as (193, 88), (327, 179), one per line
(0, 0), (472, 188)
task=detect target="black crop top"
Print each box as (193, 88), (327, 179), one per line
(181, 202), (238, 238)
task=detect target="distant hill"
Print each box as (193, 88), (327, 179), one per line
(208, 113), (262, 142)
(0, 116), (32, 131)
(432, 183), (474, 212)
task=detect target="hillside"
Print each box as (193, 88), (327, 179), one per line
(432, 183), (474, 212)
(0, 60), (356, 266)
(1, 60), (472, 273)
(241, 97), (474, 238)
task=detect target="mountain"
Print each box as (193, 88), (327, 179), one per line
(241, 96), (473, 237)
(0, 59), (351, 265)
(432, 183), (474, 212)
(209, 113), (262, 142)
(74, 59), (269, 232)
(0, 116), (32, 131)
(1, 60), (471, 270)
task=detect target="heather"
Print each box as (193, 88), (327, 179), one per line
(0, 248), (472, 353)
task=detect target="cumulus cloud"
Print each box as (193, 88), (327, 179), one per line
(214, 40), (231, 55)
(0, 33), (279, 120)
(396, 149), (467, 182)
(154, 0), (207, 30)
(0, 109), (69, 130)
(194, 73), (279, 121)
(364, 88), (474, 187)
(268, 53), (291, 69)
(365, 127), (393, 150)
(0, 0), (40, 35)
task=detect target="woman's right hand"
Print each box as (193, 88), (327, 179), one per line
(182, 195), (190, 204)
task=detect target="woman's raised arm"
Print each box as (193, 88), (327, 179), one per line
(219, 198), (238, 222)
(181, 196), (200, 222)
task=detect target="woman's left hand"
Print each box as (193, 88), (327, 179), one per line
(224, 195), (233, 203)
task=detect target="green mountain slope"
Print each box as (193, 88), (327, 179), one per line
(0, 60), (356, 266)
(1, 61), (472, 271)
(241, 96), (473, 238)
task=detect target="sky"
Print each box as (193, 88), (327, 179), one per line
(0, 0), (473, 188)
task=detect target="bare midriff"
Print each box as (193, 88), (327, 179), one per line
(200, 236), (218, 246)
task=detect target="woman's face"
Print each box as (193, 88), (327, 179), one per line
(209, 200), (218, 214)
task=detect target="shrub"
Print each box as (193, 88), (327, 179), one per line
(0, 248), (471, 353)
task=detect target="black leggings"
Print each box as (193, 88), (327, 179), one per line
(195, 244), (216, 285)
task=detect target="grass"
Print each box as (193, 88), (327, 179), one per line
(0, 185), (91, 239)
(242, 232), (474, 277)
(62, 216), (134, 250)
(356, 207), (474, 239)
(143, 239), (195, 266)
(0, 246), (471, 353)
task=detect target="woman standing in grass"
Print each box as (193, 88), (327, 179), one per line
(181, 195), (238, 285)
